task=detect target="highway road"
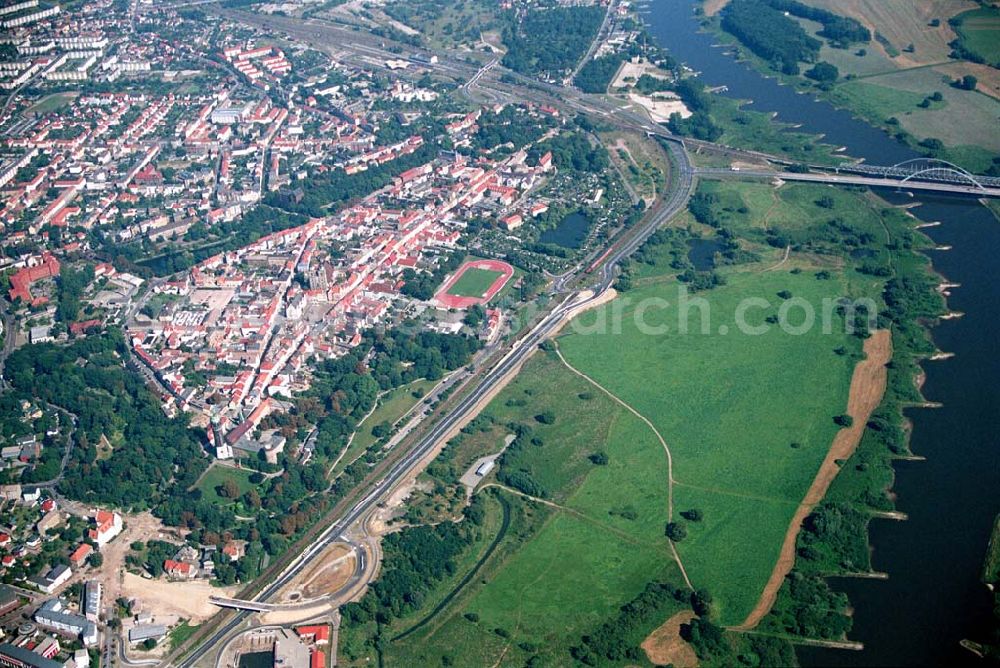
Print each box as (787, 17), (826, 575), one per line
(158, 7), (982, 665)
(174, 128), (694, 668)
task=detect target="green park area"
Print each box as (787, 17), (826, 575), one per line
(194, 465), (259, 505)
(446, 267), (505, 298)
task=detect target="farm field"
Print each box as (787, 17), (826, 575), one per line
(558, 267), (861, 624)
(802, 0), (974, 65)
(714, 0), (1000, 169)
(342, 352), (685, 666)
(447, 267), (505, 298)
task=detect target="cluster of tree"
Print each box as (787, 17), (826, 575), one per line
(4, 331), (209, 509)
(501, 6), (605, 77)
(129, 206), (309, 277)
(805, 61), (840, 83)
(882, 274), (945, 353)
(55, 263), (94, 323)
(470, 105), (556, 152)
(383, 0), (490, 45)
(341, 496), (486, 625)
(213, 542), (266, 585)
(528, 131), (609, 173)
(766, 0), (870, 47)
(797, 502), (870, 571)
(761, 571), (852, 639)
(668, 110), (722, 141)
(574, 54), (627, 94)
(495, 424), (548, 498)
(721, 0), (822, 74)
(400, 252), (463, 301)
(570, 581), (688, 664)
(952, 74), (978, 91)
(263, 143), (438, 218)
(128, 540), (181, 577)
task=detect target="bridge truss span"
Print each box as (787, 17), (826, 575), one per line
(843, 157), (999, 190)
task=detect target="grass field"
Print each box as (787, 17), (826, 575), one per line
(354, 352), (684, 666)
(954, 5), (1000, 65)
(559, 268), (860, 624)
(829, 72), (1000, 152)
(447, 267), (505, 298)
(168, 620), (199, 650)
(25, 93), (76, 115)
(803, 0), (973, 64)
(194, 466), (257, 505)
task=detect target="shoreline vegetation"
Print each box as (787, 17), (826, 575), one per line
(335, 3), (964, 666)
(694, 0), (1000, 174)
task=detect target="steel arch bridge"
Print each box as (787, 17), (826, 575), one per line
(842, 158), (1000, 190)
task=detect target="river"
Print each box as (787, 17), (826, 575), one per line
(640, 1), (1000, 664)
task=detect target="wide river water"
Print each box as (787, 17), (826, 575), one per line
(640, 1), (1000, 664)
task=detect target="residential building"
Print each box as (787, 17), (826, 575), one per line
(84, 580), (101, 622)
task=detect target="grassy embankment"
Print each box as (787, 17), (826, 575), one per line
(331, 378), (438, 476)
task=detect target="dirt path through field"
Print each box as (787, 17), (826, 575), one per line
(733, 329), (892, 630)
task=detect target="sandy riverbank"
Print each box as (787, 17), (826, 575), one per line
(734, 329), (893, 630)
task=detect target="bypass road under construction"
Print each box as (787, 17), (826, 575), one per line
(166, 9), (993, 667)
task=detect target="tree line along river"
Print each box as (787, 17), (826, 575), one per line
(640, 1), (1000, 665)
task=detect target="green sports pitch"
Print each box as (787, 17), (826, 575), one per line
(446, 267), (505, 298)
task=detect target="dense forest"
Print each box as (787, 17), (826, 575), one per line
(341, 494), (488, 625)
(3, 331), (208, 508)
(721, 0), (869, 74)
(293, 326), (481, 463)
(721, 0), (822, 74)
(502, 6), (605, 78)
(470, 106), (557, 153)
(574, 54), (627, 94)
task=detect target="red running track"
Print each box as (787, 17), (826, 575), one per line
(434, 259), (515, 309)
